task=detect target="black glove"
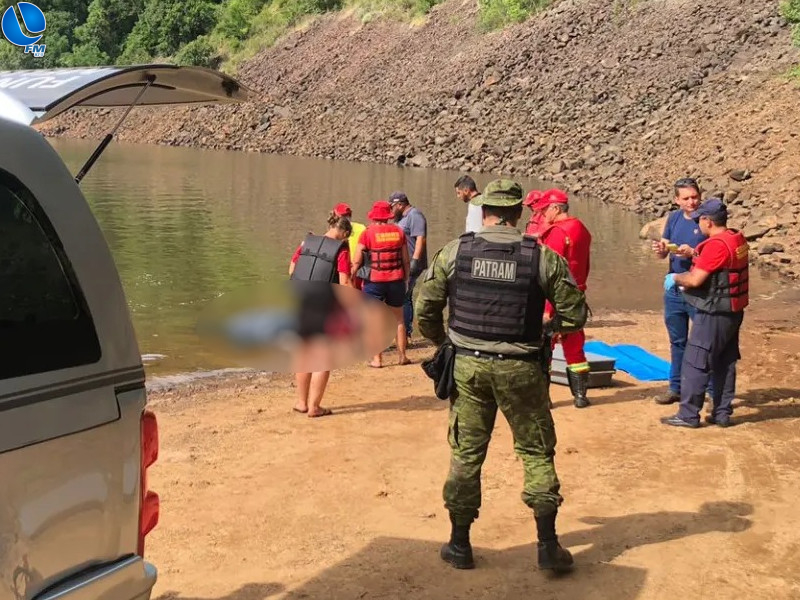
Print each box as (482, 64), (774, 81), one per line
(409, 258), (423, 277)
(543, 316), (557, 335)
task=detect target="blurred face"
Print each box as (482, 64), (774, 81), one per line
(390, 202), (404, 219)
(455, 187), (471, 203)
(675, 186), (701, 214)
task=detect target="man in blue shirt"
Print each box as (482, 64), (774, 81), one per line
(390, 192), (428, 338)
(651, 178), (712, 404)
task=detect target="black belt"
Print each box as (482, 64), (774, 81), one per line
(454, 346), (539, 361)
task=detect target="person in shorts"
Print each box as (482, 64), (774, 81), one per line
(352, 200), (410, 367)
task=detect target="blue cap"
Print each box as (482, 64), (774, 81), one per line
(690, 197), (728, 220)
(388, 191), (409, 204)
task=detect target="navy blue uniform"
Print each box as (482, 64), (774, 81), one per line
(672, 222), (750, 426)
(661, 210), (708, 395)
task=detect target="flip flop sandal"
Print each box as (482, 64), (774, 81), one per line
(308, 408), (333, 418)
(293, 407), (308, 413)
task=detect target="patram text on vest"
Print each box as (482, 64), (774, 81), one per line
(471, 258), (518, 282)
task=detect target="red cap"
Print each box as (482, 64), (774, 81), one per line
(523, 190), (543, 207)
(367, 200), (393, 222)
(531, 188), (569, 211)
(333, 203), (352, 217)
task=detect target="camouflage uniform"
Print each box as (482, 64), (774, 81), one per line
(415, 179), (587, 571)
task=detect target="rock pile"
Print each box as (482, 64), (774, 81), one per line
(39, 0), (800, 278)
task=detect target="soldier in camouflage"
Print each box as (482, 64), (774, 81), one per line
(415, 179), (588, 572)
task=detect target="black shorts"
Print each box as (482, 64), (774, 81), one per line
(362, 280), (405, 308)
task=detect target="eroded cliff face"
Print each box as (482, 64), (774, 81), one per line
(39, 0), (800, 277)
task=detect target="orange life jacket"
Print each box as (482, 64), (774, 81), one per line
(363, 223), (405, 282)
(684, 230), (749, 313)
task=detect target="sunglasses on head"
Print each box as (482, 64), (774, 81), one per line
(674, 177), (699, 188)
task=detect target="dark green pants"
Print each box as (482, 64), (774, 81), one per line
(444, 355), (562, 524)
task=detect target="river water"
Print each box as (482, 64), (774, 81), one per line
(49, 138), (786, 376)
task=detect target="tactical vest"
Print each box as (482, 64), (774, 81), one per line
(448, 233), (545, 343)
(363, 223), (404, 282)
(540, 217), (592, 290)
(683, 230), (750, 314)
(290, 234), (346, 283)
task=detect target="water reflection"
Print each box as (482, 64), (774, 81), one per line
(48, 138), (783, 374)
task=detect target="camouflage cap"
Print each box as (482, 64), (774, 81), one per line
(471, 179), (524, 207)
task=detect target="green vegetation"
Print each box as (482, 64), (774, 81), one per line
(477, 0), (552, 31)
(0, 0), (559, 73)
(781, 0), (800, 81)
(0, 0), (443, 72)
(782, 0), (800, 45)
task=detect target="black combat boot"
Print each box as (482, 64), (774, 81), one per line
(567, 369), (590, 409)
(440, 515), (475, 569)
(535, 512), (574, 573)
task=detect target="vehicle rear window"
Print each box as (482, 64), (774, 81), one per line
(0, 168), (101, 379)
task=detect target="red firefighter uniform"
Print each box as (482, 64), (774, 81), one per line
(525, 212), (546, 237)
(536, 203), (592, 373)
(523, 190), (545, 237)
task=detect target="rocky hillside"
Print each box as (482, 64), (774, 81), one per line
(40, 0), (800, 278)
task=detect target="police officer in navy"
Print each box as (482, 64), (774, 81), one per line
(661, 198), (749, 428)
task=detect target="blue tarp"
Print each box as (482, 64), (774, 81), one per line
(583, 341), (671, 382)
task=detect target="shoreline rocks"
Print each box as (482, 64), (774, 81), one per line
(37, 0), (800, 279)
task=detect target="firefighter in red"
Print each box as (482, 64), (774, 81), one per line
(352, 200), (411, 367)
(531, 189), (593, 408)
(661, 198), (749, 428)
(523, 190), (546, 237)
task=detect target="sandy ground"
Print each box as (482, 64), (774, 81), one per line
(144, 298), (800, 600)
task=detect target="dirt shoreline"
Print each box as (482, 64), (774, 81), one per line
(143, 298), (800, 599)
(38, 0), (800, 280)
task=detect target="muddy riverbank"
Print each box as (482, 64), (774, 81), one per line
(142, 295), (800, 599)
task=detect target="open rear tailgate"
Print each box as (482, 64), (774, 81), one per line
(0, 64), (253, 125)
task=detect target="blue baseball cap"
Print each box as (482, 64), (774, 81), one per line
(690, 197), (728, 220)
(388, 191), (409, 204)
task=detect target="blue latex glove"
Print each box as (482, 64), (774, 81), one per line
(663, 273), (677, 291)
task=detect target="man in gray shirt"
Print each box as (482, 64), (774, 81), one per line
(390, 191), (428, 338)
(455, 175), (483, 233)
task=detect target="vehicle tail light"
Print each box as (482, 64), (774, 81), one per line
(138, 409), (160, 556)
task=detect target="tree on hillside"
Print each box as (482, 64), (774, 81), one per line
(0, 0), (88, 68)
(119, 0), (221, 64)
(214, 0), (270, 43)
(62, 0), (145, 66)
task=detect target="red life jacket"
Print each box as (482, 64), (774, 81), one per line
(684, 230), (750, 313)
(363, 223), (405, 282)
(540, 216), (592, 290)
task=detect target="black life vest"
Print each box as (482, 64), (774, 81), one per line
(447, 233), (545, 343)
(290, 234), (346, 283)
(683, 230), (750, 314)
